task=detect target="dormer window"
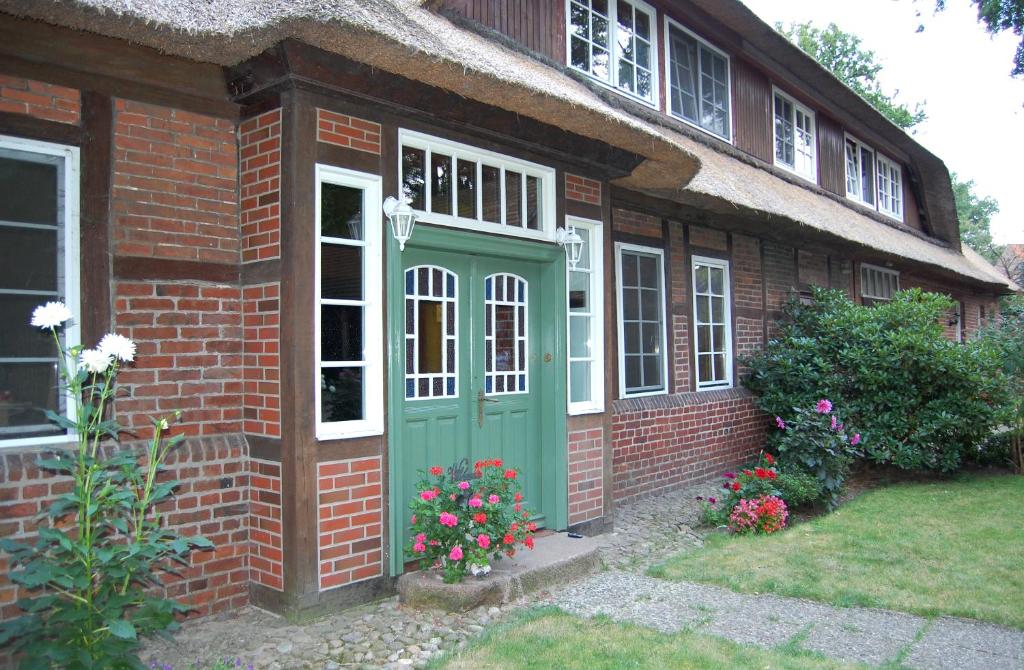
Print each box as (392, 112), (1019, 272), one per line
(666, 19), (731, 141)
(568, 0), (657, 106)
(845, 134), (904, 221)
(773, 88), (816, 182)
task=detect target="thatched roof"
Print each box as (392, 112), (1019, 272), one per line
(1, 0), (1016, 292)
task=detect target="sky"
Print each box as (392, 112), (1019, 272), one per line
(741, 0), (1024, 244)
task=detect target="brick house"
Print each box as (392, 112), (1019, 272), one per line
(0, 0), (1017, 622)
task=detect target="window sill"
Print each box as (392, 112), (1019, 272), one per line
(774, 161), (817, 185)
(567, 65), (659, 111)
(612, 385), (751, 414)
(316, 426), (384, 441)
(666, 110), (732, 145)
(568, 403), (605, 417)
(0, 433), (74, 450)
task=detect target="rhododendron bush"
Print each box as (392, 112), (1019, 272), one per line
(406, 459), (536, 583)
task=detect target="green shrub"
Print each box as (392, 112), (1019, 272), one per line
(771, 401), (860, 507)
(774, 468), (823, 507)
(744, 287), (1007, 473)
(979, 297), (1024, 471)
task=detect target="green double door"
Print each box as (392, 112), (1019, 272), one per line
(390, 229), (567, 570)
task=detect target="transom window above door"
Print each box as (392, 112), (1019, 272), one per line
(567, 0), (658, 105)
(399, 130), (556, 241)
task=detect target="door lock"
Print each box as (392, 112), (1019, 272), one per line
(477, 388), (498, 427)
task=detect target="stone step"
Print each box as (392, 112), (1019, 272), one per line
(398, 532), (602, 612)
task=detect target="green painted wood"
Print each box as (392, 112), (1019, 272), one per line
(386, 224), (568, 575)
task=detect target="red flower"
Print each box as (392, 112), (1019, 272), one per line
(504, 469), (517, 479)
(732, 482), (741, 491)
(527, 522), (537, 532)
(473, 512), (487, 524)
(754, 467), (768, 479)
(494, 459), (503, 468)
(503, 533), (515, 545)
(511, 522), (519, 532)
(524, 536), (534, 549)
(768, 470), (777, 480)
(514, 492), (523, 502)
(429, 466), (444, 476)
(742, 469), (753, 477)
(514, 503), (522, 512)
(764, 453), (775, 465)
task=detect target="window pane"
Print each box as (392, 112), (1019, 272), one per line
(642, 355), (661, 387)
(525, 175), (540, 230)
(570, 2), (590, 40)
(571, 36), (590, 71)
(624, 355), (642, 389)
(321, 367), (363, 422)
(0, 155), (58, 224)
(640, 287), (659, 320)
(592, 13), (609, 49)
(0, 362), (62, 438)
(696, 295), (710, 323)
(592, 47), (610, 81)
(505, 170), (522, 227)
(0, 226), (57, 292)
(570, 272), (590, 311)
(321, 305), (363, 362)
(431, 152), (452, 215)
(694, 266), (709, 293)
(0, 295), (59, 358)
(638, 254), (658, 287)
(481, 165), (501, 224)
(668, 29), (699, 121)
(570, 360), (591, 403)
(401, 146), (426, 210)
(860, 147), (875, 205)
(457, 159), (476, 219)
(494, 304), (515, 371)
(624, 321), (640, 354)
(320, 244), (362, 300)
(570, 316), (591, 358)
(575, 228), (592, 270)
(709, 267), (724, 294)
(320, 183), (363, 240)
(417, 300), (444, 373)
(623, 287), (639, 319)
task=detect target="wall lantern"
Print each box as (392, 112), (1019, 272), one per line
(383, 195), (418, 251)
(556, 225), (584, 270)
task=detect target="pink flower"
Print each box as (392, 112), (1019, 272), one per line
(458, 481), (470, 490)
(449, 494), (457, 501)
(468, 497), (483, 508)
(816, 399), (833, 414)
(723, 472), (736, 479)
(775, 416), (786, 430)
(708, 497), (717, 504)
(488, 494), (500, 504)
(413, 542), (426, 553)
(476, 534), (491, 549)
(449, 546), (463, 561)
(850, 433), (862, 446)
(439, 512), (458, 527)
(830, 415), (838, 430)
(415, 533), (426, 543)
(420, 490), (437, 501)
(410, 514), (416, 524)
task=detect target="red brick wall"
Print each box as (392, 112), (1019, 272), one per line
(113, 281), (243, 438)
(797, 249), (829, 288)
(242, 283), (281, 437)
(732, 234), (764, 376)
(568, 427), (604, 525)
(317, 457), (384, 591)
(250, 459), (283, 591)
(565, 173), (602, 205)
(112, 99), (238, 263)
(316, 109), (382, 155)
(689, 225), (727, 251)
(668, 220), (691, 390)
(611, 391), (768, 502)
(0, 435), (250, 624)
(0, 75), (80, 124)
(613, 208), (661, 238)
(240, 109), (282, 263)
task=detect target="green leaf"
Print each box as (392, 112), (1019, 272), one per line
(106, 618), (137, 640)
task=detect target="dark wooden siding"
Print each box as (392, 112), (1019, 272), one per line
(903, 170), (923, 232)
(731, 60), (772, 163)
(817, 113), (846, 196)
(438, 0), (564, 62)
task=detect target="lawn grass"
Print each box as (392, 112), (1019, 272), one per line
(650, 473), (1024, 628)
(430, 607), (865, 670)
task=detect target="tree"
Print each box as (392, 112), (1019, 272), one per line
(951, 172), (1005, 263)
(778, 22), (927, 130)
(935, 0), (1024, 76)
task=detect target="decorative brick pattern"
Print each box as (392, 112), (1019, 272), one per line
(0, 75), (80, 124)
(317, 457), (384, 591)
(568, 427), (604, 525)
(611, 390), (768, 502)
(797, 249), (829, 288)
(317, 109), (382, 155)
(565, 173), (602, 205)
(250, 459), (283, 591)
(612, 208), (661, 238)
(112, 280), (242, 438)
(242, 283), (281, 437)
(240, 109), (282, 263)
(689, 225), (727, 251)
(667, 220), (690, 390)
(112, 99), (238, 263)
(732, 234), (764, 376)
(0, 434), (249, 623)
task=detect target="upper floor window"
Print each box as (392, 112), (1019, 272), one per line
(845, 135), (876, 207)
(666, 20), (731, 141)
(876, 154), (903, 220)
(400, 130), (556, 241)
(0, 135), (80, 448)
(692, 256), (732, 390)
(860, 263), (899, 303)
(568, 0), (658, 105)
(773, 89), (816, 182)
(616, 243), (667, 398)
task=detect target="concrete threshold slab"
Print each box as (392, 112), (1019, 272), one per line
(398, 532), (602, 612)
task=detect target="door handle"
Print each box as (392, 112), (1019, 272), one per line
(477, 388), (498, 428)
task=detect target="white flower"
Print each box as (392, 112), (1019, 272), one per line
(157, 418), (169, 430)
(79, 348), (112, 374)
(30, 302), (73, 329)
(98, 333), (136, 363)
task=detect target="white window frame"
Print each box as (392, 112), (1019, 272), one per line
(398, 129), (557, 242)
(566, 216), (605, 415)
(876, 153), (903, 221)
(691, 255), (733, 391)
(0, 135), (80, 449)
(314, 165), (384, 440)
(565, 0), (660, 107)
(859, 263), (900, 302)
(615, 242), (668, 399)
(772, 87), (817, 183)
(403, 265), (459, 401)
(663, 16), (733, 143)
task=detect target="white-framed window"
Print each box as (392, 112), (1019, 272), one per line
(404, 265), (458, 400)
(315, 165), (384, 439)
(566, 217), (604, 415)
(484, 273), (529, 395)
(665, 18), (732, 141)
(859, 263), (900, 302)
(691, 256), (732, 390)
(0, 135), (80, 448)
(876, 153), (903, 220)
(845, 134), (877, 208)
(399, 129), (557, 242)
(615, 242), (667, 398)
(773, 88), (816, 182)
(566, 0), (659, 106)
